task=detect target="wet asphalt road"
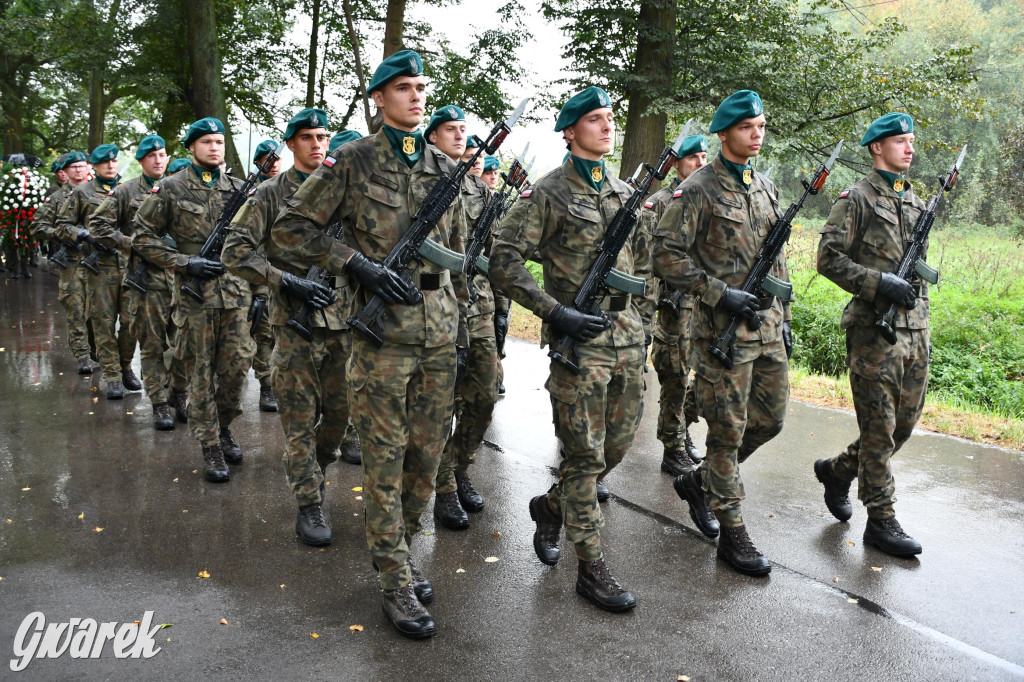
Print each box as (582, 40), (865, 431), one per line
(0, 267), (1022, 681)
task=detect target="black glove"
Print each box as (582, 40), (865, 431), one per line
(280, 271), (337, 309)
(545, 304), (610, 342)
(455, 345), (468, 387)
(74, 227), (91, 243)
(718, 286), (760, 320)
(185, 256), (225, 280)
(248, 294), (267, 335)
(494, 310), (509, 356)
(346, 252), (419, 305)
(782, 320), (792, 359)
(877, 272), (917, 310)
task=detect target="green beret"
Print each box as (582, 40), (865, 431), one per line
(678, 135), (707, 157)
(50, 153), (70, 173)
(64, 151), (87, 166)
(483, 156), (500, 172)
(367, 49), (423, 93)
(329, 130), (362, 151)
(135, 135), (166, 160)
(253, 139), (277, 162)
(167, 158), (191, 174)
(861, 112), (914, 146)
(424, 105), (466, 140)
(283, 107), (329, 140)
(89, 144), (119, 164)
(466, 134), (484, 149)
(183, 117), (227, 148)
(554, 86), (613, 132)
(709, 90), (763, 133)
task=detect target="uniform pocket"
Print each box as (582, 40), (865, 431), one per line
(708, 200), (746, 251)
(558, 201), (603, 255)
(347, 356), (371, 393)
(545, 372), (580, 404)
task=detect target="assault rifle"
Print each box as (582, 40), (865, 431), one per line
(708, 140), (843, 369)
(75, 225), (117, 275)
(48, 240), (77, 270)
(463, 145), (534, 304)
(286, 222), (343, 342)
(548, 120), (694, 374)
(126, 234), (178, 294)
(181, 143), (284, 303)
(875, 145), (967, 345)
(346, 97), (530, 347)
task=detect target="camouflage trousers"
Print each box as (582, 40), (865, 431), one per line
(272, 324), (355, 507)
(692, 341), (788, 528)
(544, 343), (645, 562)
(135, 286), (188, 405)
(651, 308), (699, 450)
(436, 313), (498, 495)
(87, 263), (137, 383)
(251, 293), (274, 388)
(57, 264), (94, 361)
(347, 337), (456, 591)
(180, 306), (255, 446)
(827, 326), (929, 520)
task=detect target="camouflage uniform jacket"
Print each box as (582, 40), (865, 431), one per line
(30, 185), (71, 242)
(54, 176), (121, 268)
(489, 156), (655, 349)
(643, 176), (694, 338)
(652, 156), (790, 364)
(224, 166), (352, 330)
(132, 167), (250, 310)
(271, 129), (469, 348)
(817, 169), (928, 330)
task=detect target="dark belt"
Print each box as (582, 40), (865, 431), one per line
(606, 294), (630, 312)
(419, 270), (450, 291)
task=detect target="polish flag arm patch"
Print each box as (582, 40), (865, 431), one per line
(643, 200), (654, 209)
(323, 156), (336, 168)
(839, 190), (850, 198)
(672, 188), (683, 198)
(520, 189), (532, 198)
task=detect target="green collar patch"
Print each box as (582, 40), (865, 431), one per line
(875, 169), (908, 196)
(142, 174), (159, 187)
(96, 175), (120, 192)
(382, 125), (424, 168)
(571, 156), (606, 192)
(719, 152), (753, 188)
(191, 163), (220, 186)
(294, 169), (310, 183)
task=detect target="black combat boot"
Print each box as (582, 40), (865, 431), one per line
(77, 358), (93, 375)
(717, 525), (771, 576)
(202, 444), (229, 483)
(339, 432), (361, 465)
(863, 517), (922, 557)
(153, 403), (174, 431)
(169, 388), (188, 423)
(814, 458), (853, 522)
(106, 380), (124, 400)
(296, 503), (332, 546)
(529, 494), (562, 566)
(258, 385), (278, 412)
(673, 469), (720, 538)
(434, 491), (469, 530)
(381, 585), (436, 640)
(576, 558), (637, 612)
(122, 366), (142, 391)
(455, 470), (484, 512)
(683, 426), (703, 462)
(660, 446), (698, 477)
(408, 557), (434, 604)
(219, 427), (243, 464)
(596, 480), (610, 503)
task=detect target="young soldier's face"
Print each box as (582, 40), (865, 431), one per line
(719, 115), (766, 163)
(139, 148), (168, 179)
(872, 133), (915, 173)
(65, 162), (88, 184)
(190, 134), (224, 168)
(676, 151), (707, 179)
(93, 158), (119, 180)
(429, 121), (467, 161)
(287, 128), (329, 175)
(374, 76), (427, 131)
(462, 148), (484, 176)
(481, 168), (500, 189)
(55, 169), (68, 184)
(565, 107), (615, 160)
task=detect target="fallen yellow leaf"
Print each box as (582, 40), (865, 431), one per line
(133, 620), (142, 626)
(5, 519), (10, 524)
(310, 632), (319, 639)
(198, 570), (210, 579)
(846, 541), (855, 547)
(92, 527), (103, 533)
(678, 676), (691, 681)
(847, 598), (859, 604)
(833, 577), (840, 583)
(172, 478), (179, 483)
(33, 382), (41, 386)
(768, 513), (775, 518)
(77, 513), (84, 519)
(220, 618), (228, 625)
(484, 556), (499, 563)
(871, 566), (882, 572)
(455, 568), (466, 574)
(493, 531), (500, 537)
(125, 411), (133, 415)
(21, 487), (30, 491)
(159, 624), (172, 630)
(351, 486), (362, 492)
(349, 625), (364, 632)
(280, 584), (286, 589)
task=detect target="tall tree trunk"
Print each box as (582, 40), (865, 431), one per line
(342, 0), (374, 131)
(619, 0), (676, 184)
(183, 0), (242, 172)
(305, 0), (321, 107)
(383, 0), (407, 58)
(88, 68), (105, 150)
(1, 86), (25, 155)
